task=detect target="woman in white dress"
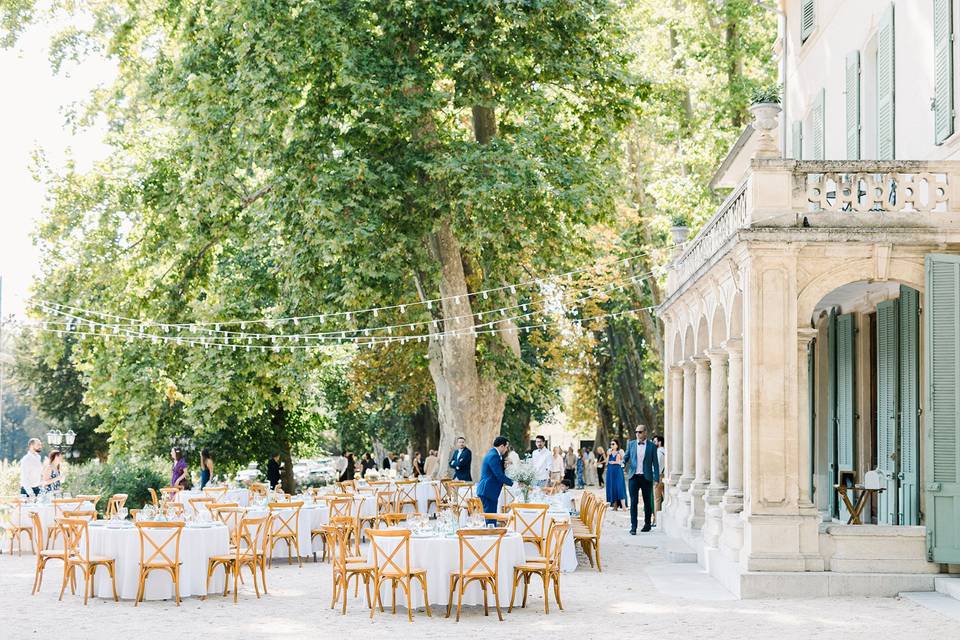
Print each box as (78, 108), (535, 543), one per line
(549, 446), (564, 486)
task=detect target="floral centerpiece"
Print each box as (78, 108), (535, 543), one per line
(505, 455), (538, 502)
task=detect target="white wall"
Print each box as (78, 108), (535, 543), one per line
(782, 0), (960, 161)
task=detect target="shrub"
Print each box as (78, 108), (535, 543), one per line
(0, 462), (21, 496)
(64, 456), (169, 514)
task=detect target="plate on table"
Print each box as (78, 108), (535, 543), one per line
(188, 521), (213, 528)
(89, 520), (108, 527)
(106, 521), (132, 529)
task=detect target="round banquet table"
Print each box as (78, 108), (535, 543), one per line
(86, 521), (229, 600)
(365, 531), (526, 609)
(248, 502), (328, 559)
(11, 501), (95, 543)
(177, 489), (250, 514)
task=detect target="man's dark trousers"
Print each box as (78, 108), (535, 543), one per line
(628, 473), (655, 532)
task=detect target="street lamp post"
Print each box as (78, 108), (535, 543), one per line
(46, 428), (78, 458)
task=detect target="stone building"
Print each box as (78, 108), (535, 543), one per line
(657, 0), (960, 597)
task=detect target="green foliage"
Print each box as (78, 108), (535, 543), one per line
(63, 456), (169, 514)
(751, 84), (782, 105)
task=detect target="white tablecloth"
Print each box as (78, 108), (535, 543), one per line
(248, 503), (329, 558)
(177, 489), (250, 514)
(11, 501), (95, 543)
(86, 522), (229, 600)
(366, 532), (526, 608)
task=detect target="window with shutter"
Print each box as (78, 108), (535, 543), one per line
(827, 309), (838, 519)
(836, 313), (856, 474)
(812, 89), (825, 160)
(792, 121), (803, 160)
(899, 285), (920, 526)
(845, 51), (861, 160)
(924, 254), (960, 563)
(801, 0), (816, 44)
(877, 4), (895, 159)
(876, 299), (898, 525)
(933, 0), (954, 144)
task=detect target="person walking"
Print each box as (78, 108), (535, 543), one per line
(653, 435), (666, 525)
(595, 446), (606, 489)
(476, 436), (514, 518)
(604, 441), (626, 510)
(41, 450), (64, 494)
(448, 436), (472, 481)
(563, 446), (577, 487)
(200, 449), (214, 489)
(171, 447), (189, 489)
(19, 438), (43, 497)
(623, 425), (660, 535)
(584, 448), (598, 486)
(575, 448), (585, 489)
(339, 452), (356, 483)
(424, 450), (439, 478)
(550, 446), (564, 486)
(530, 435), (551, 488)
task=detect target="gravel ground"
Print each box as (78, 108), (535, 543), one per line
(2, 490), (951, 640)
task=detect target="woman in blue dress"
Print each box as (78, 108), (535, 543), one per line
(575, 448), (585, 489)
(200, 449), (214, 489)
(605, 440), (627, 510)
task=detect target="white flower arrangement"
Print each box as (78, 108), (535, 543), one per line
(505, 455), (538, 487)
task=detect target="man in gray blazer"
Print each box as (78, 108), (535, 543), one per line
(623, 424), (660, 534)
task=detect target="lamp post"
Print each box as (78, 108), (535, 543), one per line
(46, 428), (78, 458)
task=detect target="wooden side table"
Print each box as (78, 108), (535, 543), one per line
(834, 484), (884, 524)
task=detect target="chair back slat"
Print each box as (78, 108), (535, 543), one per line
(215, 507), (245, 536)
(366, 528), (412, 576)
(267, 501), (303, 537)
(58, 517), (92, 563)
(508, 503), (549, 541)
(135, 521), (185, 568)
(105, 494), (128, 518)
(456, 528), (505, 578)
(328, 497), (353, 520)
(203, 487), (229, 501)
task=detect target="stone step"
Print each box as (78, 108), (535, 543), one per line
(935, 576), (960, 600)
(664, 539), (698, 563)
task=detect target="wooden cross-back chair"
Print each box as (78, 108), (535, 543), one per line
(214, 507), (246, 545)
(147, 488), (160, 507)
(188, 496), (217, 518)
(337, 480), (357, 494)
(425, 481), (441, 514)
(574, 500), (607, 571)
(206, 513), (272, 602)
(365, 528), (431, 622)
(326, 521), (374, 614)
(203, 486), (229, 501)
(312, 498), (356, 561)
(75, 495), (102, 508)
(159, 487), (180, 505)
(134, 521), (185, 606)
(1, 497), (34, 555)
(394, 480), (418, 514)
(360, 490), (393, 531)
(105, 494), (128, 519)
(501, 485), (518, 512)
(267, 501), (303, 567)
(47, 499), (86, 547)
(378, 512), (409, 527)
(62, 509), (97, 522)
(452, 483), (474, 517)
(446, 528), (507, 621)
(510, 521), (569, 614)
(57, 517), (118, 605)
(161, 502), (185, 519)
(507, 503), (549, 555)
(248, 482), (269, 499)
(466, 497), (484, 517)
(29, 512), (67, 595)
(483, 513), (512, 526)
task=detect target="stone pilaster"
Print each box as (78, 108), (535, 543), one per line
(687, 355), (710, 530)
(677, 359), (697, 527)
(720, 338), (744, 559)
(703, 348), (729, 548)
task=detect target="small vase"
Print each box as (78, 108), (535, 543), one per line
(522, 486), (530, 502)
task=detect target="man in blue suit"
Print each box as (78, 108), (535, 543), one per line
(476, 436), (514, 517)
(623, 424), (660, 534)
(448, 436), (472, 481)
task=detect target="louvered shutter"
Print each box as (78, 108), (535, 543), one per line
(836, 313), (856, 473)
(811, 89), (825, 160)
(808, 340), (817, 503)
(876, 299), (899, 524)
(899, 285), (920, 526)
(827, 309), (838, 518)
(934, 0), (954, 144)
(801, 0), (816, 43)
(877, 4), (896, 159)
(845, 51), (861, 160)
(792, 121), (803, 160)
(925, 255), (960, 562)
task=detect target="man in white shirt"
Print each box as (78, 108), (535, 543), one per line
(19, 438), (44, 497)
(530, 435), (551, 487)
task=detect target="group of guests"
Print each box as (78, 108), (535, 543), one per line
(337, 449), (441, 482)
(602, 428), (666, 534)
(169, 447), (220, 490)
(18, 438), (65, 497)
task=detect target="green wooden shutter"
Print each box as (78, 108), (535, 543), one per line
(801, 0), (816, 43)
(877, 299), (899, 524)
(925, 254), (960, 563)
(900, 285), (920, 526)
(808, 340), (817, 502)
(877, 4), (896, 160)
(934, 0), (955, 144)
(827, 309), (838, 518)
(812, 88), (825, 161)
(836, 313), (856, 473)
(845, 51), (861, 160)
(792, 121), (803, 160)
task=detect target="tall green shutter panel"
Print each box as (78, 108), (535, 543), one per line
(808, 341), (816, 503)
(877, 4), (896, 159)
(827, 309), (838, 518)
(899, 285), (920, 526)
(934, 0), (954, 144)
(876, 299), (899, 524)
(836, 313), (856, 473)
(812, 89), (825, 161)
(792, 121), (803, 160)
(845, 51), (861, 160)
(800, 0), (816, 43)
(925, 254), (960, 563)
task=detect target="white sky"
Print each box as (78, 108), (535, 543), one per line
(0, 20), (114, 321)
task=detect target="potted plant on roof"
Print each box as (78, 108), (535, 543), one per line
(670, 215), (690, 247)
(749, 85), (782, 158)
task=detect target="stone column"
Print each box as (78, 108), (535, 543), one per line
(687, 355), (710, 529)
(797, 328), (818, 508)
(703, 348), (728, 547)
(720, 338), (744, 559)
(668, 365), (684, 487)
(677, 359), (696, 526)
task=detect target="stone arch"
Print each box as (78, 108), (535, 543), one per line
(727, 290), (743, 340)
(671, 332), (683, 367)
(682, 324), (696, 360)
(709, 302), (728, 349)
(695, 313), (710, 355)
(797, 258), (924, 325)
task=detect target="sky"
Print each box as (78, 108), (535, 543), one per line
(0, 20), (114, 322)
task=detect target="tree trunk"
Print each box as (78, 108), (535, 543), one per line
(270, 403), (296, 494)
(410, 401), (440, 456)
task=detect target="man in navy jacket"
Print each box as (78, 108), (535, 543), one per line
(448, 436), (472, 481)
(476, 436), (514, 516)
(623, 424), (660, 534)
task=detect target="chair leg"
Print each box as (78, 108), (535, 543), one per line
(406, 578), (413, 623)
(492, 577), (504, 622)
(508, 570), (519, 612)
(250, 564), (261, 599)
(420, 575), (432, 618)
(174, 568), (181, 606)
(58, 563), (72, 601)
(456, 578), (464, 622)
(109, 563), (119, 602)
(330, 573), (340, 609)
(446, 576), (456, 618)
(370, 577), (382, 619)
(83, 566), (91, 606)
(134, 570), (144, 606)
(596, 541), (603, 572)
(482, 580), (489, 617)
(522, 574), (530, 609)
(391, 579), (397, 614)
(364, 573), (372, 610)
(553, 573), (564, 610)
(542, 572), (549, 614)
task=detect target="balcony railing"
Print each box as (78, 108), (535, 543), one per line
(798, 160), (954, 213)
(672, 180), (749, 286)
